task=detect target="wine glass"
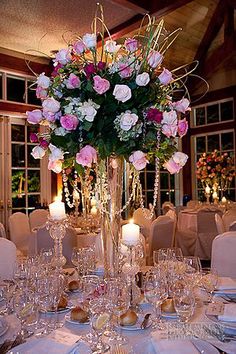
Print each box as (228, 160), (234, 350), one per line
(201, 268), (218, 303)
(71, 247), (79, 271)
(173, 288), (195, 322)
(144, 271), (168, 329)
(183, 256), (202, 286)
(14, 291), (36, 338)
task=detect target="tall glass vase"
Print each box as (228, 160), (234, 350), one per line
(97, 157), (124, 278)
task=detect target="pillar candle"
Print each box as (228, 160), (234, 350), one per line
(205, 185), (210, 194)
(49, 197), (66, 220)
(122, 221), (140, 246)
(221, 196), (227, 204)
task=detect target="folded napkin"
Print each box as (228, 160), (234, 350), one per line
(217, 277), (236, 290)
(66, 341), (91, 354)
(218, 303), (236, 322)
(151, 333), (199, 354)
(0, 317), (7, 330)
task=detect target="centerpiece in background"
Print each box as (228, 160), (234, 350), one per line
(27, 6), (192, 277)
(196, 150), (235, 201)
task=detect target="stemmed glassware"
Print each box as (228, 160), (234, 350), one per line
(201, 267), (218, 303)
(13, 291), (36, 338)
(144, 271), (168, 329)
(183, 256), (202, 287)
(173, 288), (195, 322)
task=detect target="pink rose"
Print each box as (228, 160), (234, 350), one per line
(172, 98), (190, 113)
(48, 160), (63, 174)
(42, 97), (60, 113)
(36, 86), (48, 99)
(65, 73), (81, 89)
(39, 139), (49, 149)
(55, 48), (71, 65)
(73, 40), (86, 54)
(178, 118), (188, 137)
(26, 109), (43, 124)
(31, 145), (46, 159)
(146, 108), (163, 123)
(158, 68), (172, 85)
(84, 63), (96, 78)
(118, 63), (133, 78)
(93, 75), (110, 94)
(43, 111), (56, 123)
(163, 158), (182, 174)
(76, 145), (97, 167)
(60, 114), (78, 131)
(37, 73), (50, 89)
(162, 124), (178, 138)
(163, 152), (188, 174)
(97, 61), (106, 70)
(129, 151), (149, 170)
(147, 50), (163, 68)
(124, 38), (138, 52)
(52, 63), (63, 77)
(30, 133), (38, 143)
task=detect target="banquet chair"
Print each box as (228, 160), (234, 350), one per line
(215, 213), (226, 235)
(0, 222), (6, 238)
(36, 226), (77, 266)
(229, 221), (236, 231)
(0, 238), (17, 279)
(148, 215), (175, 265)
(165, 209), (177, 245)
(186, 200), (201, 209)
(211, 231), (236, 277)
(8, 212), (31, 256)
(194, 209), (220, 260)
(161, 201), (175, 215)
(29, 209), (49, 231)
(222, 209), (236, 231)
(133, 208), (153, 239)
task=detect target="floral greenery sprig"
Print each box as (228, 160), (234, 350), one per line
(196, 150), (235, 189)
(27, 8), (191, 175)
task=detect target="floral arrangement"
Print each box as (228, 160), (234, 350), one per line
(27, 13), (190, 177)
(196, 150), (235, 189)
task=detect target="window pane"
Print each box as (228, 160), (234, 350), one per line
(147, 172), (155, 189)
(12, 144), (25, 167)
(160, 191), (169, 205)
(207, 134), (219, 152)
(221, 101), (233, 121)
(139, 172), (145, 188)
(196, 136), (206, 153)
(7, 76), (25, 103)
(169, 190), (175, 204)
(221, 132), (234, 151)
(27, 81), (41, 105)
(28, 170), (40, 192)
(160, 173), (169, 189)
(170, 174), (175, 189)
(195, 107), (205, 126)
(12, 208), (26, 214)
(28, 194), (40, 208)
(207, 104), (219, 124)
(0, 74), (2, 99)
(146, 191), (154, 206)
(12, 124), (25, 142)
(146, 163), (155, 172)
(27, 146), (40, 168)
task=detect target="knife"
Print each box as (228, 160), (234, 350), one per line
(141, 313), (151, 329)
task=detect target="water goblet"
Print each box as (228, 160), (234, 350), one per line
(173, 288), (195, 323)
(201, 268), (218, 303)
(14, 291), (36, 338)
(90, 298), (110, 354)
(183, 256), (202, 287)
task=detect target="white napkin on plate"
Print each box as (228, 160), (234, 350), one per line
(218, 303), (236, 322)
(151, 333), (199, 354)
(216, 277), (236, 290)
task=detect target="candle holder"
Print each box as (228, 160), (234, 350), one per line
(46, 216), (69, 269)
(205, 185), (211, 204)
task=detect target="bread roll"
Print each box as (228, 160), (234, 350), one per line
(68, 280), (80, 291)
(161, 298), (175, 313)
(120, 309), (138, 326)
(57, 295), (68, 310)
(71, 306), (89, 323)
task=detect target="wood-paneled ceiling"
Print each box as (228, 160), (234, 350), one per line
(0, 0), (235, 82)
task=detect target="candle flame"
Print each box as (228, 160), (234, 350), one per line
(129, 219), (134, 224)
(54, 195), (61, 202)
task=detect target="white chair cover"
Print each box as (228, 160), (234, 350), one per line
(161, 201), (174, 215)
(36, 226), (77, 266)
(133, 208), (153, 239)
(215, 213), (226, 235)
(211, 231), (236, 277)
(8, 212), (31, 256)
(165, 209), (177, 245)
(194, 209), (220, 260)
(222, 209), (236, 231)
(229, 221), (236, 231)
(29, 209), (49, 231)
(0, 222), (6, 238)
(186, 200), (201, 209)
(148, 215), (175, 264)
(0, 238), (16, 279)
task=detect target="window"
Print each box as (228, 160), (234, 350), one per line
(0, 71), (40, 106)
(193, 98), (234, 127)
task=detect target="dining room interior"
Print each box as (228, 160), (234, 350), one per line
(0, 0), (236, 353)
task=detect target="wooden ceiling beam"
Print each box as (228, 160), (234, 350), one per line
(194, 0), (225, 63)
(200, 31), (236, 78)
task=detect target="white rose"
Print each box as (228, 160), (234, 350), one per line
(82, 33), (97, 48)
(48, 144), (64, 161)
(48, 160), (63, 174)
(135, 72), (150, 86)
(54, 127), (68, 136)
(104, 40), (121, 53)
(31, 146), (46, 159)
(37, 73), (50, 89)
(42, 97), (60, 113)
(79, 105), (97, 122)
(55, 48), (71, 65)
(113, 84), (132, 103)
(162, 110), (177, 125)
(120, 111), (138, 131)
(173, 152), (188, 166)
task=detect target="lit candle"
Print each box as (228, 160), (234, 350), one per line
(212, 191), (218, 200)
(91, 205), (97, 215)
(91, 197), (97, 207)
(49, 196), (66, 220)
(221, 196), (227, 204)
(122, 220), (140, 246)
(205, 185), (210, 195)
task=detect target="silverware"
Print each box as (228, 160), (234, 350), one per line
(140, 313), (151, 329)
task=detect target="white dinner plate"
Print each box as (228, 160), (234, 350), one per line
(161, 311), (178, 319)
(65, 313), (90, 325)
(42, 307), (72, 314)
(206, 313), (236, 330)
(116, 314), (152, 331)
(0, 318), (9, 337)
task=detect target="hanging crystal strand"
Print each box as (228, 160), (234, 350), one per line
(62, 169), (75, 208)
